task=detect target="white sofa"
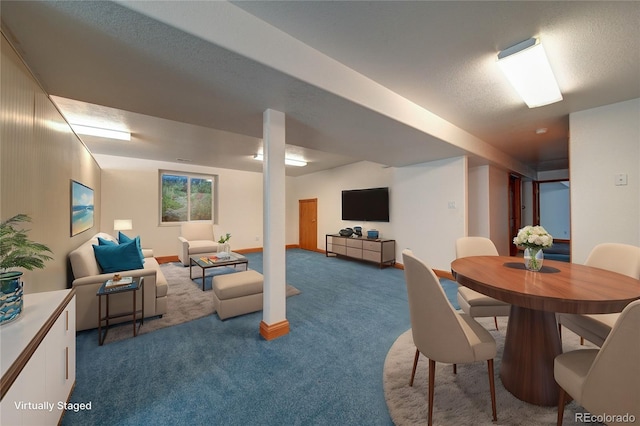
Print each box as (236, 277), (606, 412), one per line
(177, 222), (219, 266)
(69, 232), (168, 331)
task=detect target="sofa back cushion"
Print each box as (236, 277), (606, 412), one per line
(181, 222), (214, 241)
(69, 233), (118, 279)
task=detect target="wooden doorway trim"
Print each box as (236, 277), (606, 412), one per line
(299, 198), (318, 251)
(509, 174), (522, 256)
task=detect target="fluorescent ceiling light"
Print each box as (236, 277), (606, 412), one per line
(71, 124), (131, 141)
(497, 38), (562, 108)
(253, 154), (307, 167)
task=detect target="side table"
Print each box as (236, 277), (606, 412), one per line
(96, 277), (144, 345)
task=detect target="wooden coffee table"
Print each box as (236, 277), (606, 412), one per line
(189, 253), (249, 291)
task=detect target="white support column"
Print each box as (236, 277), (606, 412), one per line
(260, 109), (289, 340)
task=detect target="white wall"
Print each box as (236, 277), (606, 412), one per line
(291, 159), (467, 271)
(468, 166), (489, 237)
(392, 157), (467, 270)
(467, 165), (509, 254)
(570, 98), (640, 263)
(95, 155), (272, 256)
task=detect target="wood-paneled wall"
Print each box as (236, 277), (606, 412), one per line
(1, 34), (101, 292)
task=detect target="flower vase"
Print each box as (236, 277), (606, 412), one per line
(218, 242), (230, 254)
(524, 247), (544, 271)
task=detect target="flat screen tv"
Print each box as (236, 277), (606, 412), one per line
(342, 187), (389, 222)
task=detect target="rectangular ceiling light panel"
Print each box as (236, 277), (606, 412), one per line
(71, 124), (131, 141)
(497, 38), (562, 108)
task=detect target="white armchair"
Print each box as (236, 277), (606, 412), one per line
(177, 222), (218, 266)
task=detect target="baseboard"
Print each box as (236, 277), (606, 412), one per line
(434, 269), (455, 280)
(260, 320), (290, 340)
(156, 255), (179, 264)
(390, 262), (454, 280)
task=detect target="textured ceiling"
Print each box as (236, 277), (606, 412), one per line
(2, 1), (639, 177)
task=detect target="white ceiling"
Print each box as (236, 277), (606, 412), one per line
(2, 1), (639, 178)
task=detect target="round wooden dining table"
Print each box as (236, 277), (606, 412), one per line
(451, 255), (640, 406)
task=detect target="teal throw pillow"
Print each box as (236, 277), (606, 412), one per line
(92, 239), (144, 273)
(118, 232), (144, 263)
(98, 237), (117, 246)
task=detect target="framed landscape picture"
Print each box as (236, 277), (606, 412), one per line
(71, 180), (94, 236)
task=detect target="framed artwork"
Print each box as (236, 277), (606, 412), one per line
(71, 180), (94, 236)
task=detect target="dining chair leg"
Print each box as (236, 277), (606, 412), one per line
(410, 348), (420, 386)
(557, 388), (567, 426)
(453, 364), (457, 374)
(428, 359), (436, 426)
(580, 337), (584, 345)
(494, 316), (499, 330)
(487, 359), (497, 421)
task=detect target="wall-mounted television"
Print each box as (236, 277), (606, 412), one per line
(342, 187), (390, 222)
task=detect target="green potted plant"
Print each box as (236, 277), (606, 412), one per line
(217, 233), (231, 254)
(0, 214), (53, 325)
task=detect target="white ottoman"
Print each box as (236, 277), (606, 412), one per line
(212, 270), (264, 320)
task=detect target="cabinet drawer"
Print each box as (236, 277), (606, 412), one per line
(346, 239), (363, 248)
(346, 247), (363, 258)
(330, 245), (346, 255)
(362, 250), (381, 263)
(362, 240), (381, 252)
(330, 237), (346, 246)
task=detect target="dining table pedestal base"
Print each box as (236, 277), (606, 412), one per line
(500, 305), (562, 406)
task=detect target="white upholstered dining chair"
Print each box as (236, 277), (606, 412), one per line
(402, 249), (497, 426)
(455, 237), (511, 330)
(554, 299), (640, 426)
(558, 243), (640, 346)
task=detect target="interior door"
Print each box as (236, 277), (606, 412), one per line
(299, 198), (317, 251)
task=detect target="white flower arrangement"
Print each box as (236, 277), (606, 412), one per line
(513, 225), (553, 250)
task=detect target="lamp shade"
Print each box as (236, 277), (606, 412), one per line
(113, 219), (133, 231)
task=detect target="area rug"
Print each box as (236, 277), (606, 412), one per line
(100, 262), (300, 344)
(383, 316), (599, 426)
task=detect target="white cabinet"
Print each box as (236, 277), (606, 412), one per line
(325, 234), (396, 267)
(1, 290), (76, 425)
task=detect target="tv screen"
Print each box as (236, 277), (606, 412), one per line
(342, 187), (389, 222)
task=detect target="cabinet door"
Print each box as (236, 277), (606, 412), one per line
(0, 338), (48, 426)
(46, 296), (76, 410)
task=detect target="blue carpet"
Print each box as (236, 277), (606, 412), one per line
(63, 250), (458, 425)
